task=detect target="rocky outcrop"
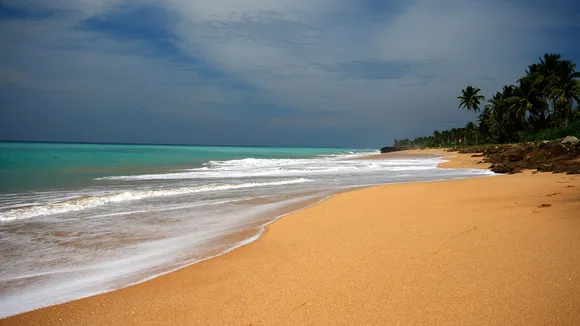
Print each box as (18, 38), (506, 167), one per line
(447, 136), (580, 174)
(380, 146), (397, 153)
(561, 136), (579, 145)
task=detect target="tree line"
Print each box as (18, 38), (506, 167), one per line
(394, 53), (580, 149)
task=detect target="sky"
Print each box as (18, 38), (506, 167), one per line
(1, 0), (579, 148)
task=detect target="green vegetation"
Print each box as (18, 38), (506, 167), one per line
(394, 53), (580, 149)
(521, 121), (580, 142)
(457, 85), (485, 112)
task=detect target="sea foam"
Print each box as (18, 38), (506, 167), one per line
(0, 178), (311, 221)
(97, 156), (445, 181)
(0, 150), (495, 319)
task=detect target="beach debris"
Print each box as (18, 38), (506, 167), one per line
(537, 204), (552, 208)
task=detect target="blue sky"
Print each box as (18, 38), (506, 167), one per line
(1, 0), (579, 148)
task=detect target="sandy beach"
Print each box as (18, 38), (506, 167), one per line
(3, 150), (580, 325)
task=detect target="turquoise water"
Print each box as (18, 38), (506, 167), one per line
(0, 142), (362, 193)
(0, 141), (494, 318)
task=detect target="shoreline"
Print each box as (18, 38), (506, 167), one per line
(3, 150), (580, 325)
(358, 149), (489, 170)
(0, 149), (478, 319)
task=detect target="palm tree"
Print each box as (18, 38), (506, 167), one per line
(484, 92), (504, 123)
(464, 121), (478, 145)
(441, 130), (451, 146)
(458, 85), (486, 112)
(549, 60), (580, 126)
(507, 77), (545, 124)
(525, 53), (562, 79)
(450, 127), (461, 145)
(539, 53), (562, 75)
(433, 130), (441, 147)
(483, 85), (514, 126)
(527, 53), (562, 124)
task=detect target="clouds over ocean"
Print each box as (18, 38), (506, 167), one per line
(1, 0), (579, 146)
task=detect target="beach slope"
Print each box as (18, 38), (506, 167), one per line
(3, 153), (580, 325)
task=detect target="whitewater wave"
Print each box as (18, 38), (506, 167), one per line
(97, 157), (444, 181)
(0, 178), (312, 222)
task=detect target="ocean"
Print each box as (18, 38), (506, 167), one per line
(0, 142), (493, 317)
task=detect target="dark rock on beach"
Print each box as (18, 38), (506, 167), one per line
(380, 146), (397, 153)
(561, 136), (579, 145)
(447, 136), (580, 175)
(490, 164), (522, 174)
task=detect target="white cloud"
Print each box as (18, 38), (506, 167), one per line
(1, 0), (579, 146)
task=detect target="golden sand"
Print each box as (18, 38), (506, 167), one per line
(3, 151), (580, 325)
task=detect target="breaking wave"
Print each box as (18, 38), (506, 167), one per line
(0, 178), (311, 222)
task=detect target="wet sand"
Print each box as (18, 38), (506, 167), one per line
(358, 149), (488, 169)
(3, 150), (580, 325)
